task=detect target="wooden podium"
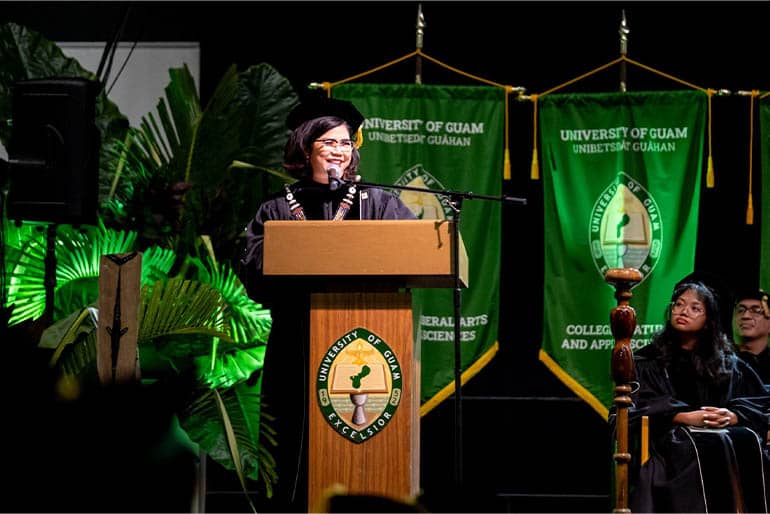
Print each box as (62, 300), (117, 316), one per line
(263, 220), (467, 511)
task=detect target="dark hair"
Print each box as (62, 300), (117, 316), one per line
(282, 116), (360, 180)
(652, 281), (734, 382)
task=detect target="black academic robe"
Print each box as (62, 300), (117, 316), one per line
(738, 346), (770, 387)
(239, 180), (415, 512)
(629, 343), (770, 513)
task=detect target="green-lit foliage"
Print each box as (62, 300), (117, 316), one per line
(0, 21), (297, 498)
(181, 377), (275, 492)
(102, 63), (299, 265)
(5, 221), (136, 325)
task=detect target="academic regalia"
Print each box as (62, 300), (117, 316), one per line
(738, 347), (770, 387)
(239, 179), (415, 512)
(628, 342), (770, 513)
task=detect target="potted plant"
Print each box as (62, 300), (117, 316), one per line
(0, 22), (299, 509)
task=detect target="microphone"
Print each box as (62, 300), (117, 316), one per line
(327, 165), (344, 191)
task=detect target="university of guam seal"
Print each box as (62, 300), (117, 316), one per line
(316, 328), (402, 444)
(589, 172), (663, 283)
(395, 164), (454, 220)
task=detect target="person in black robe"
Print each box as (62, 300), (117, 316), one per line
(239, 97), (415, 513)
(628, 280), (770, 513)
(734, 288), (770, 386)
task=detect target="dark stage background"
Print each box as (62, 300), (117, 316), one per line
(2, 1), (768, 512)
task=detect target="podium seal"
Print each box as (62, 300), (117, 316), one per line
(316, 327), (402, 444)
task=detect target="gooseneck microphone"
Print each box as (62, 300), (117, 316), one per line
(326, 165), (343, 191)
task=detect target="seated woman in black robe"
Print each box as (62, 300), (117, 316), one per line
(629, 280), (770, 513)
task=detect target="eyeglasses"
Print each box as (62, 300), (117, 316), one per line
(671, 300), (705, 317)
(735, 304), (767, 317)
(315, 138), (355, 153)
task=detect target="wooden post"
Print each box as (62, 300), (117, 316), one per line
(604, 267), (642, 513)
(97, 252), (142, 385)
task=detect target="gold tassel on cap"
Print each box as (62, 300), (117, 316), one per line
(530, 94), (540, 180)
(503, 148), (511, 180)
(706, 156), (714, 189)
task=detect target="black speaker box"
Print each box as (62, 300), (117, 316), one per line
(6, 77), (100, 225)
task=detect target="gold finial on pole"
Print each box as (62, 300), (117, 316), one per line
(605, 267), (642, 513)
(619, 10), (630, 93)
(415, 3), (425, 85)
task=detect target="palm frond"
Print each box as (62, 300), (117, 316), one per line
(140, 245), (178, 285)
(191, 255), (272, 345)
(4, 221), (136, 325)
(138, 277), (230, 344)
(195, 345), (265, 390)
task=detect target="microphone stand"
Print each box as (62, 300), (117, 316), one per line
(354, 179), (526, 494)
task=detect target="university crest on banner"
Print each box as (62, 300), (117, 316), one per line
(537, 90), (706, 418)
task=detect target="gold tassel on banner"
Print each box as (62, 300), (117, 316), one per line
(530, 148), (540, 180)
(706, 89), (715, 188)
(530, 94), (539, 180)
(504, 87), (512, 180)
(745, 90), (759, 225)
(529, 56), (710, 184)
(747, 194), (754, 225)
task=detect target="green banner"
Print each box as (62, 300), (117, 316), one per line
(538, 90), (706, 418)
(332, 83), (504, 412)
(760, 98), (770, 290)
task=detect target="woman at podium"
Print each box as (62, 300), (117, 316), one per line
(240, 96), (414, 513)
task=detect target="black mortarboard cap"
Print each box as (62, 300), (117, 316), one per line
(734, 287), (770, 318)
(734, 287), (768, 301)
(286, 97), (364, 132)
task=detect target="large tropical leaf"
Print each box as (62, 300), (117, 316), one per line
(100, 133), (187, 249)
(135, 276), (274, 493)
(109, 63), (299, 263)
(185, 63), (300, 263)
(180, 377), (275, 490)
(40, 305), (99, 378)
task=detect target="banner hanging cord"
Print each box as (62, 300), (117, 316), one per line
(311, 48), (525, 182)
(523, 55), (716, 185)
